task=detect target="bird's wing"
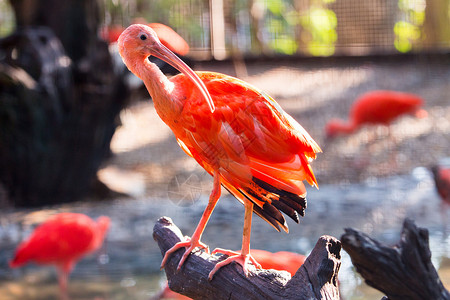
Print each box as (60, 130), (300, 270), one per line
(173, 72), (321, 232)
(178, 72), (320, 184)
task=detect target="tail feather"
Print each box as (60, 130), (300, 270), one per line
(271, 201), (300, 223)
(221, 174), (307, 233)
(223, 185), (286, 232)
(252, 203), (285, 232)
(245, 189), (287, 228)
(252, 177), (306, 217)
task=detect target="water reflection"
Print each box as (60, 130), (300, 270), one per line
(0, 167), (449, 299)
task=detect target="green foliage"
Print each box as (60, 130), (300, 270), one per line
(394, 21), (420, 52)
(266, 0), (285, 16)
(261, 0), (337, 56)
(300, 7), (337, 56)
(394, 0), (425, 53)
(0, 0), (15, 38)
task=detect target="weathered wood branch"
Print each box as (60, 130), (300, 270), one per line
(341, 218), (450, 300)
(153, 217), (341, 300)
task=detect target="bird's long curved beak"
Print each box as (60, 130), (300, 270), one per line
(150, 42), (215, 113)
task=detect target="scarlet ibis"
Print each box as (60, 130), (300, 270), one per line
(431, 163), (450, 205)
(10, 213), (110, 297)
(118, 24), (320, 280)
(325, 90), (427, 138)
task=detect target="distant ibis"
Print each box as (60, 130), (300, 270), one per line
(431, 163), (450, 205)
(10, 213), (110, 298)
(326, 90), (427, 138)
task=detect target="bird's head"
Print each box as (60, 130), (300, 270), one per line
(118, 24), (160, 59)
(118, 24), (215, 112)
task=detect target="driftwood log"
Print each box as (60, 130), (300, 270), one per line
(341, 218), (450, 300)
(153, 217), (341, 300)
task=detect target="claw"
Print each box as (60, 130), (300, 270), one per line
(208, 249), (262, 280)
(160, 236), (209, 270)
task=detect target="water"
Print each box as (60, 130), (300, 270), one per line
(0, 167), (449, 299)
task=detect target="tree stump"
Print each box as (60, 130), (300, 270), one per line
(0, 0), (129, 206)
(341, 218), (450, 300)
(153, 217), (341, 300)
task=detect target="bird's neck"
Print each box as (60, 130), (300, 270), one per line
(93, 217), (110, 249)
(339, 121), (356, 134)
(328, 120), (356, 136)
(130, 57), (184, 120)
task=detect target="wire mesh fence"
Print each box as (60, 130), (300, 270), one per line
(1, 0), (449, 59)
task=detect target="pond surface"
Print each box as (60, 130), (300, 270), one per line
(0, 167), (449, 299)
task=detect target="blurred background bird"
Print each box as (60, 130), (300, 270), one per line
(431, 161), (450, 205)
(430, 159), (450, 230)
(325, 90), (427, 139)
(10, 213), (110, 299)
(117, 24), (320, 280)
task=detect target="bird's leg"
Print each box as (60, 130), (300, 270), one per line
(385, 126), (400, 172)
(56, 268), (69, 300)
(441, 202), (449, 238)
(161, 171), (221, 270)
(209, 200), (261, 280)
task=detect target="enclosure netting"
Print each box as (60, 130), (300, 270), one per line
(1, 0), (448, 58)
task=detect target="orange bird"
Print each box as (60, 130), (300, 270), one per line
(325, 90), (427, 138)
(118, 24), (320, 280)
(10, 213), (110, 296)
(431, 164), (450, 205)
(250, 249), (305, 276)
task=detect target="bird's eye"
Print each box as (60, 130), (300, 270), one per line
(140, 34), (147, 41)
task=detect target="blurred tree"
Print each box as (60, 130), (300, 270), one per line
(0, 0), (129, 206)
(299, 2), (337, 56)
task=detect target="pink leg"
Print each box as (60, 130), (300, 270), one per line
(161, 171), (221, 270)
(441, 201), (449, 237)
(208, 200), (261, 280)
(57, 268), (70, 300)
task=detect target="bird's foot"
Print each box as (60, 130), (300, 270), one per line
(208, 248), (262, 280)
(160, 236), (209, 270)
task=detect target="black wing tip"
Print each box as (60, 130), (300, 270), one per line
(252, 177), (307, 220)
(271, 200), (300, 223)
(240, 188), (288, 232)
(253, 204), (285, 232)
